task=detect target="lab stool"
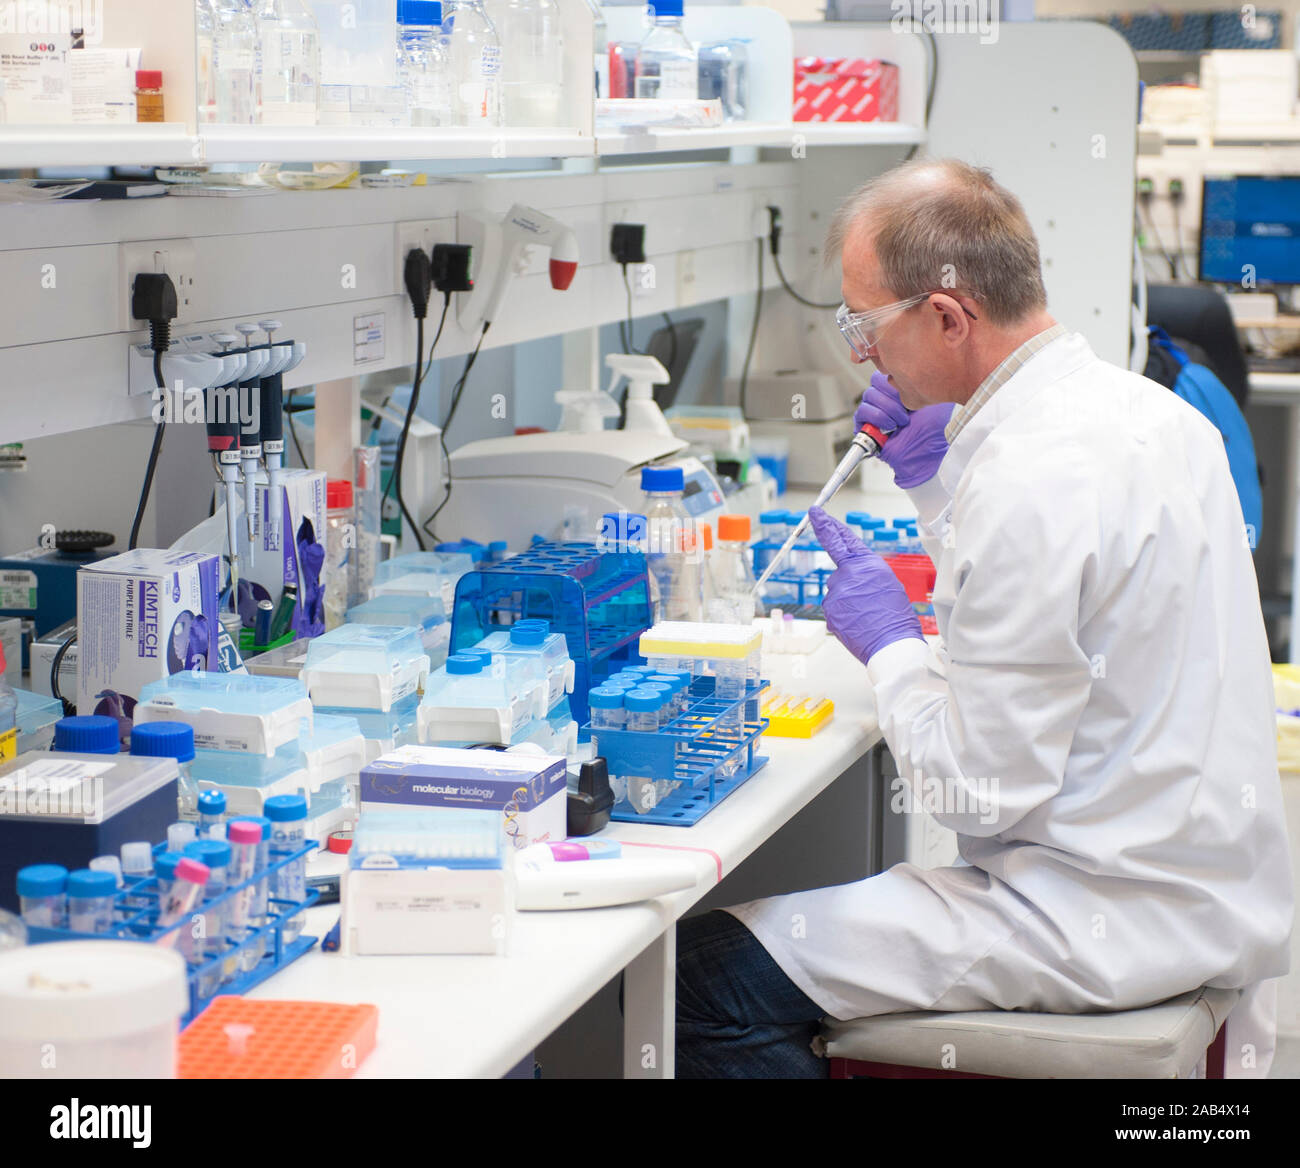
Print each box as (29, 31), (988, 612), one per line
(818, 987), (1240, 1079)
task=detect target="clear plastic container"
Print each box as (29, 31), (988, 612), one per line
(0, 941), (188, 1079)
(371, 550), (473, 608)
(624, 687), (663, 733)
(319, 694), (421, 760)
(420, 653), (532, 740)
(189, 747), (311, 819)
(300, 623), (430, 712)
(635, 0), (697, 101)
(16, 863), (66, 928)
(137, 672), (313, 757)
(697, 38), (747, 120)
(872, 529), (901, 557)
(66, 868), (115, 934)
(197, 789), (227, 837)
(707, 514), (758, 624)
(214, 0), (258, 124)
(183, 839), (231, 994)
(256, 0), (321, 125)
(226, 819), (261, 974)
(587, 686), (625, 732)
(586, 0), (608, 98)
(227, 816), (270, 970)
(324, 479), (356, 631)
(196, 0), (220, 123)
(350, 594), (451, 663)
(443, 0), (502, 127)
(131, 720), (199, 821)
(398, 0), (451, 126)
(483, 0), (563, 127)
(264, 794), (307, 944)
(475, 621), (572, 712)
(642, 465), (700, 623)
(13, 688), (62, 755)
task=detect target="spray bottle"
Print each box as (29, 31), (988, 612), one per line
(606, 353), (673, 437)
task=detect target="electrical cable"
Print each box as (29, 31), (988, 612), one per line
(285, 390), (307, 467)
(1170, 199), (1186, 281)
(387, 314), (427, 551)
(422, 322), (491, 541)
(50, 628), (76, 715)
(1138, 200), (1177, 280)
(619, 262), (639, 354)
(128, 339), (169, 551)
(738, 239), (763, 419)
(661, 311), (678, 369)
(772, 249), (839, 310)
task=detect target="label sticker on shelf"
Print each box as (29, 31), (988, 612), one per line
(0, 570), (36, 610)
(354, 313), (385, 365)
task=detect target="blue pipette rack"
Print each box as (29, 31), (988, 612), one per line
(593, 674), (770, 826)
(25, 840), (320, 1026)
(449, 540), (653, 729)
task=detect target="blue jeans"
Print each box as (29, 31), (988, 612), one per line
(675, 910), (829, 1078)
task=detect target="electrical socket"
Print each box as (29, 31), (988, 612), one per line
(396, 219), (454, 295)
(119, 239), (198, 331)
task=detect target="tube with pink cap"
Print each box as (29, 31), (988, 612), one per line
(155, 856), (209, 967)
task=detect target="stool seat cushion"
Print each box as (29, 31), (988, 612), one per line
(819, 987), (1241, 1078)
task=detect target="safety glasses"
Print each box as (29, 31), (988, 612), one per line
(836, 292), (978, 361)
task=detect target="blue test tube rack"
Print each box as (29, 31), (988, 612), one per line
(24, 840), (320, 1026)
(751, 537), (830, 608)
(449, 540), (653, 729)
(591, 674), (770, 827)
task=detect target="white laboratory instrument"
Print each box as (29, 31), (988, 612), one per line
(456, 203), (580, 331)
(514, 844), (698, 910)
(732, 369), (880, 488)
(608, 352), (674, 438)
(439, 431), (733, 548)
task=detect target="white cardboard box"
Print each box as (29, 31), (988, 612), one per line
(76, 549), (221, 719)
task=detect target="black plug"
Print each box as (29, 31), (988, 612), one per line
(404, 247), (432, 320)
(131, 272), (178, 351)
(611, 223), (646, 265)
(1136, 176), (1154, 205)
(766, 205), (782, 257)
(1168, 177), (1184, 203)
(431, 243), (474, 293)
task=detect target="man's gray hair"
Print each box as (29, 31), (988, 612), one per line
(826, 158), (1047, 327)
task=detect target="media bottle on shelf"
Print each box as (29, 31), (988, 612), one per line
(635, 0), (698, 101)
(443, 0), (503, 127)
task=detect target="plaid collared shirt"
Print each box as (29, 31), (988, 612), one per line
(943, 323), (1068, 445)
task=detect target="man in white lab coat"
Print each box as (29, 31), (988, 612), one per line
(676, 159), (1293, 1078)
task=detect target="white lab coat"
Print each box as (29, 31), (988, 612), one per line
(729, 331), (1294, 1077)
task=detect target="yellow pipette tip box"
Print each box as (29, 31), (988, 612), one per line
(639, 621), (763, 661)
(761, 693), (834, 737)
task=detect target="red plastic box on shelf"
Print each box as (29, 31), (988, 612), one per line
(792, 57), (900, 123)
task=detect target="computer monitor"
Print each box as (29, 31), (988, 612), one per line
(1199, 175), (1300, 286)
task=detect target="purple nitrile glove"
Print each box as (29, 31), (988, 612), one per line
(854, 371), (954, 489)
(809, 506), (923, 666)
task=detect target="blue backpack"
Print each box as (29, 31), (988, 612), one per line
(1148, 326), (1263, 548)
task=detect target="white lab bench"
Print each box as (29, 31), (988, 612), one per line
(250, 609), (893, 1078)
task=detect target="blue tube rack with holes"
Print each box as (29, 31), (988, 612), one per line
(751, 539), (830, 607)
(589, 674), (770, 827)
(449, 540), (653, 730)
(25, 840), (320, 1026)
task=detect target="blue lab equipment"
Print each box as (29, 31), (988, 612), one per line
(66, 868), (117, 934)
(872, 529), (901, 555)
(17, 863), (67, 928)
(197, 789), (227, 837)
(264, 794), (307, 944)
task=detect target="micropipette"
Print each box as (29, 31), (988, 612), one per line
(751, 423), (888, 597)
(208, 332), (244, 595)
(235, 323), (269, 558)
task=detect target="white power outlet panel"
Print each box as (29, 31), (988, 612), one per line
(119, 239), (199, 331)
(395, 219), (455, 296)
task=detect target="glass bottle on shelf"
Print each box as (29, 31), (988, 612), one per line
(256, 0), (321, 125)
(196, 0), (219, 124)
(398, 0), (451, 127)
(214, 0), (258, 125)
(483, 0), (564, 127)
(442, 0), (502, 128)
(635, 0), (697, 102)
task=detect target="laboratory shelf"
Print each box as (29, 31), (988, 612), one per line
(595, 121), (924, 156)
(200, 124), (596, 164)
(0, 124), (199, 169)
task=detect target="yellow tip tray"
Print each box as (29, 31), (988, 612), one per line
(761, 693), (834, 737)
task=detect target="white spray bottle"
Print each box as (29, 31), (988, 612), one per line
(606, 353), (674, 437)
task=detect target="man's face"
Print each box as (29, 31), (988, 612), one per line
(840, 221), (965, 410)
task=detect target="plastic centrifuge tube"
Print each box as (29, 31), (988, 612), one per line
(66, 869), (117, 934)
(228, 815), (271, 968)
(89, 855), (124, 888)
(226, 819), (262, 973)
(16, 864), (67, 929)
(265, 793), (308, 944)
(168, 821), (197, 852)
(198, 789), (227, 838)
(120, 842), (155, 882)
(156, 856), (210, 966)
(184, 838), (231, 995)
(587, 686), (626, 732)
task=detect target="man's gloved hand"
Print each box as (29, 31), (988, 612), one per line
(854, 371), (954, 488)
(809, 506), (923, 666)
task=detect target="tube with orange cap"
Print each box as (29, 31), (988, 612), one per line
(752, 422), (888, 597)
